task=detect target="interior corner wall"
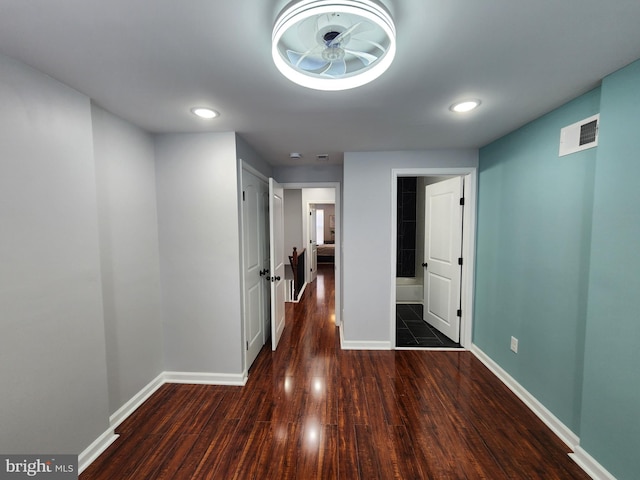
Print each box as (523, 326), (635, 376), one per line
(579, 59), (640, 480)
(91, 104), (164, 415)
(0, 54), (110, 453)
(476, 88), (600, 433)
(236, 134), (273, 179)
(154, 132), (244, 374)
(284, 189), (304, 255)
(342, 150), (478, 343)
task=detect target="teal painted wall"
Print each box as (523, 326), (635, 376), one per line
(580, 60), (640, 479)
(477, 58), (640, 478)
(476, 88), (601, 432)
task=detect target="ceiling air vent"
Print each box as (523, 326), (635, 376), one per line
(559, 114), (599, 157)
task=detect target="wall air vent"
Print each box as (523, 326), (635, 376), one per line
(559, 113), (599, 157)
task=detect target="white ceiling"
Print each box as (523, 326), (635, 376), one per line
(1, 0), (639, 166)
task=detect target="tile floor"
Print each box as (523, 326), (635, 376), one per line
(396, 304), (462, 348)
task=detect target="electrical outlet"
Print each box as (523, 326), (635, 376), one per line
(510, 336), (519, 353)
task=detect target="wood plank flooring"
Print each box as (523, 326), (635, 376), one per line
(81, 264), (589, 479)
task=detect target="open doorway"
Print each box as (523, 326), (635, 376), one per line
(282, 183), (341, 326)
(391, 168), (477, 349)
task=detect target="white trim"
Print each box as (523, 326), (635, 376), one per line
(471, 344), (580, 450)
(238, 161), (271, 377)
(570, 447), (617, 480)
(459, 172), (477, 348)
(286, 281), (308, 303)
(396, 347), (467, 352)
(81, 370), (248, 473)
(164, 371), (247, 386)
(390, 168), (477, 349)
(239, 159), (269, 182)
(108, 372), (165, 429)
(78, 428), (119, 474)
(341, 340), (391, 350)
(340, 324), (391, 350)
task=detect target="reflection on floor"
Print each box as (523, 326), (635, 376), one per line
(396, 304), (462, 348)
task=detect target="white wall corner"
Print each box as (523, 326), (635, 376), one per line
(470, 344), (580, 450)
(109, 372), (166, 429)
(81, 370), (248, 473)
(339, 325), (391, 350)
(569, 447), (617, 480)
(164, 371), (247, 386)
(78, 428), (119, 474)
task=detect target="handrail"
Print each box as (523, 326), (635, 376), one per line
(288, 247), (306, 300)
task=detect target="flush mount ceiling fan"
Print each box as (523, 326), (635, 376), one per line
(272, 0), (396, 91)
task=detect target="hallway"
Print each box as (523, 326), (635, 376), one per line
(81, 264), (589, 479)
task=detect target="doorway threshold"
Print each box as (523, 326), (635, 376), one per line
(396, 304), (462, 348)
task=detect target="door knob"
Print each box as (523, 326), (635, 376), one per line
(271, 275), (281, 282)
(422, 262), (428, 268)
(259, 269), (268, 276)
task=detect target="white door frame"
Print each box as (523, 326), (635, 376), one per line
(308, 205), (318, 284)
(282, 182), (341, 327)
(269, 178), (286, 351)
(390, 168), (477, 349)
(238, 161), (270, 376)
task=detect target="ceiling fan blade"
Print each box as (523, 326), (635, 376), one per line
(287, 49), (328, 71)
(348, 37), (387, 55)
(345, 49), (378, 66)
(321, 59), (347, 77)
(296, 15), (321, 50)
(329, 21), (362, 46)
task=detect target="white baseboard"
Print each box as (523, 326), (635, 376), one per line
(570, 447), (617, 480)
(470, 344), (579, 450)
(395, 284), (423, 303)
(109, 372), (165, 429)
(471, 345), (618, 479)
(78, 428), (119, 474)
(81, 370), (247, 473)
(285, 282), (308, 304)
(163, 371), (247, 386)
(297, 282), (307, 301)
(339, 325), (391, 350)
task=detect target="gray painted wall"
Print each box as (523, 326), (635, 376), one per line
(273, 164), (343, 184)
(155, 132), (244, 374)
(0, 54), (110, 453)
(92, 105), (164, 415)
(342, 150), (478, 343)
(284, 189), (303, 255)
(236, 134), (273, 179)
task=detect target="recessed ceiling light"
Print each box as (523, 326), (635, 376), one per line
(450, 100), (481, 113)
(290, 152), (303, 159)
(191, 107), (219, 119)
(272, 0), (396, 91)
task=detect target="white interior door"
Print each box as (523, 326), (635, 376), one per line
(261, 189), (271, 345)
(241, 170), (267, 368)
(308, 206), (318, 283)
(269, 178), (286, 350)
(423, 176), (463, 343)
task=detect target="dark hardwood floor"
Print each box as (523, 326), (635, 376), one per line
(81, 264), (589, 479)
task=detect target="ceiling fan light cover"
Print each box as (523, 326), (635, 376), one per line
(272, 0), (396, 90)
